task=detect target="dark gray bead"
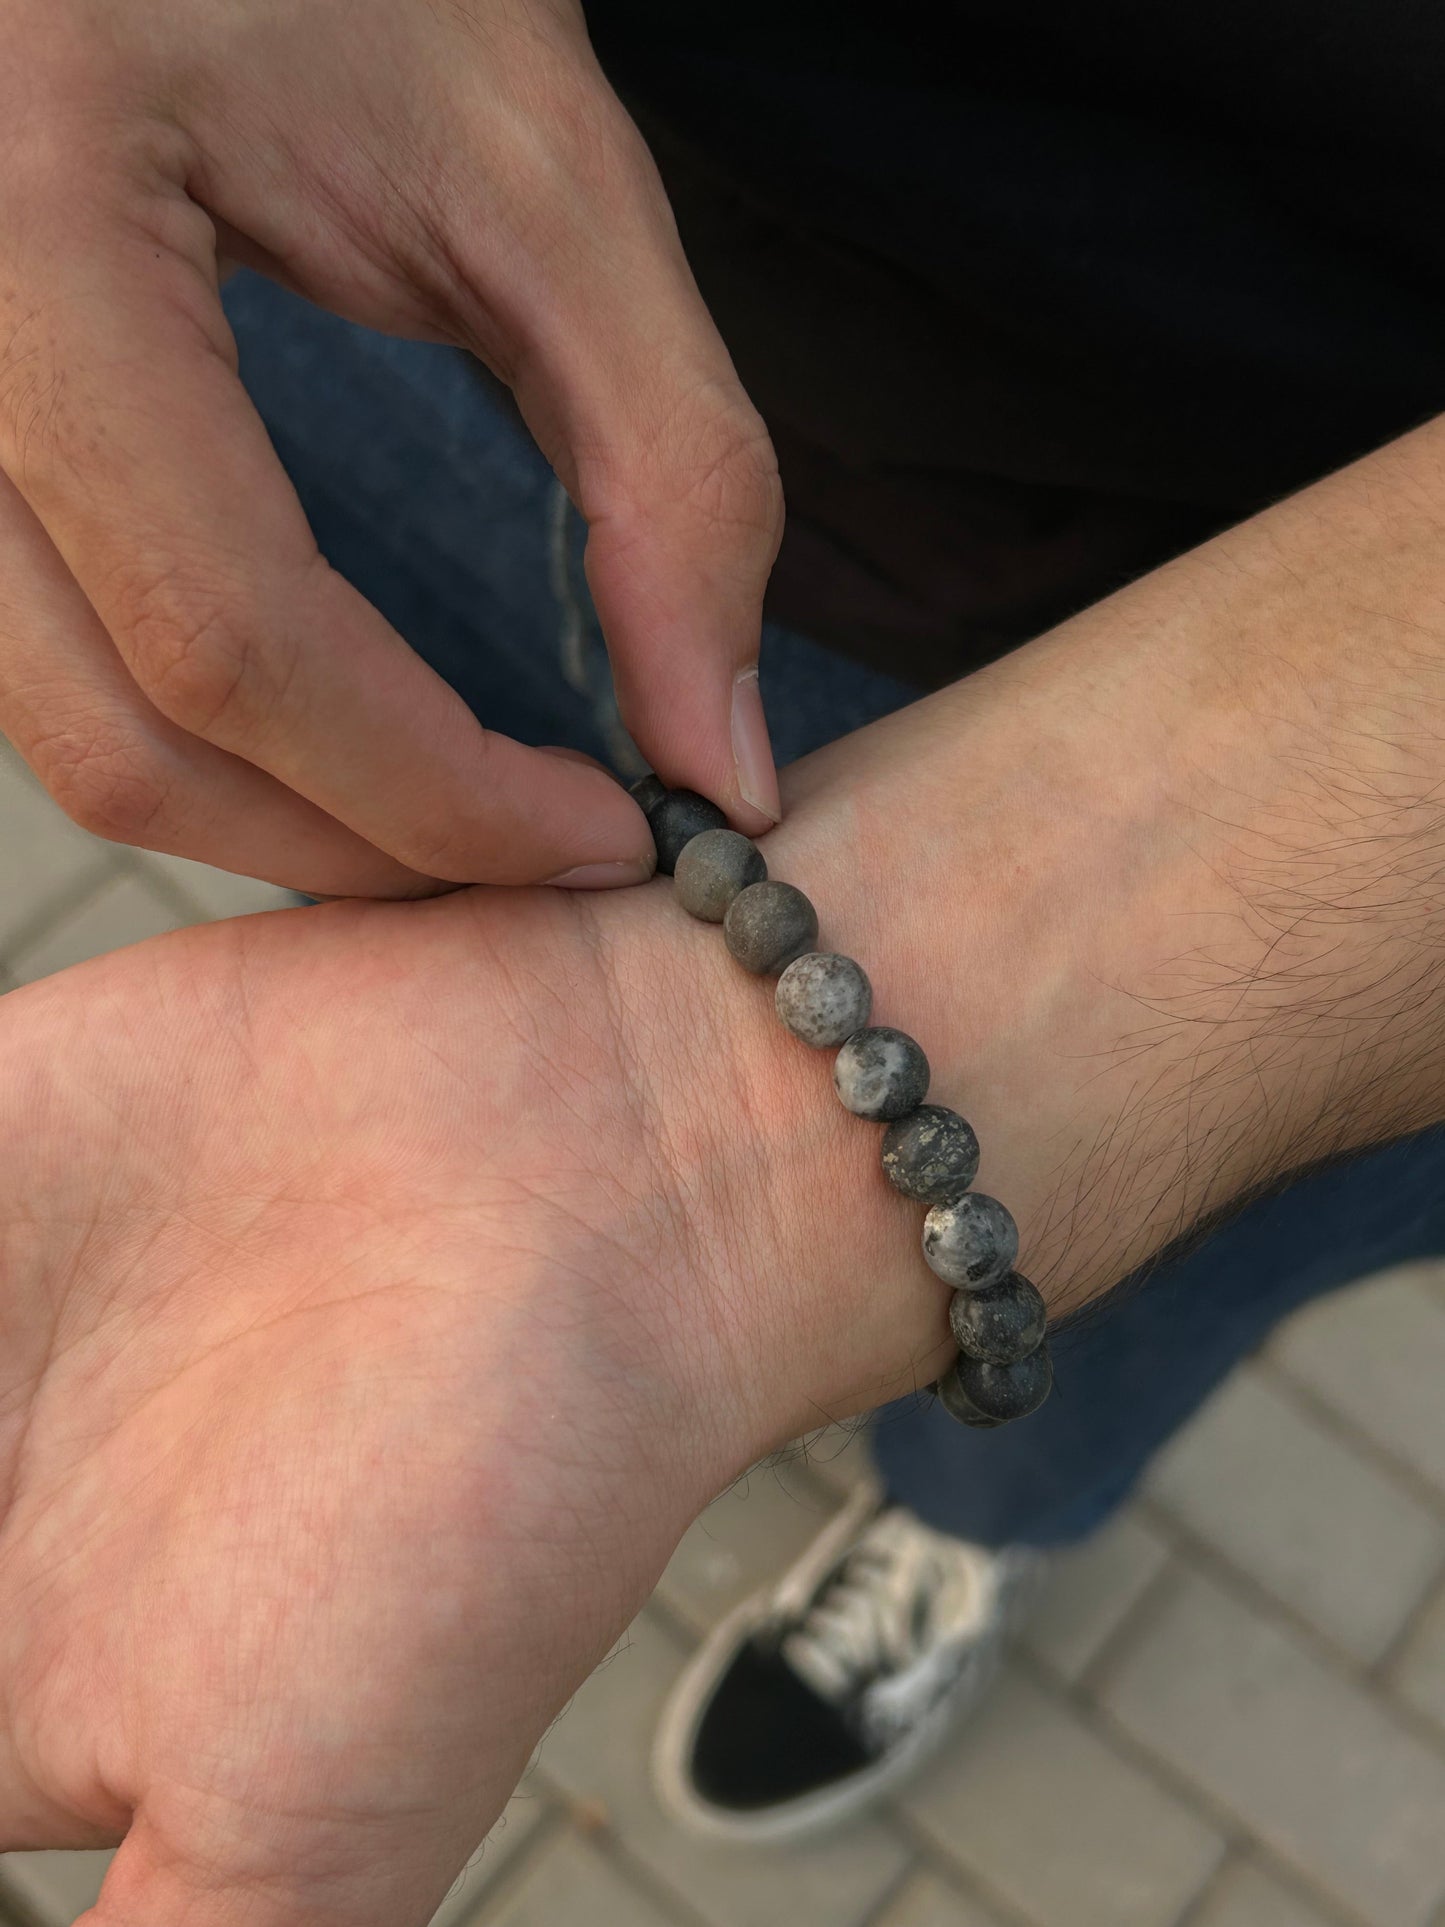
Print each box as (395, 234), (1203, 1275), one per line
(936, 1346), (1054, 1427)
(643, 788), (729, 875)
(880, 1104), (980, 1203)
(775, 952), (872, 1048)
(674, 828), (767, 922)
(724, 881), (819, 975)
(949, 1271), (1047, 1364)
(628, 773), (668, 817)
(833, 1026), (930, 1121)
(922, 1192), (1018, 1291)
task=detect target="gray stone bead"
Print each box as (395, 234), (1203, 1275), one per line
(949, 1271), (1047, 1364)
(775, 952), (873, 1048)
(723, 881), (820, 975)
(832, 1026), (930, 1121)
(936, 1346), (1054, 1428)
(674, 828), (767, 922)
(880, 1104), (980, 1203)
(921, 1192), (1018, 1291)
(628, 772), (668, 817)
(642, 787), (729, 874)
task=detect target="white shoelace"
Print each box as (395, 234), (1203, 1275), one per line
(780, 1509), (981, 1708)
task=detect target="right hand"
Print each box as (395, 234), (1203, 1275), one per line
(0, 0), (783, 899)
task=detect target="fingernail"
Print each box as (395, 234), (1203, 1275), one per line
(731, 666), (781, 823)
(546, 856), (656, 890)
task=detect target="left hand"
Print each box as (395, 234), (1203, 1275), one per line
(0, 0), (782, 898)
(0, 878), (948, 1927)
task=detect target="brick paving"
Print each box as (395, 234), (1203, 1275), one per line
(2, 734), (1444, 1927)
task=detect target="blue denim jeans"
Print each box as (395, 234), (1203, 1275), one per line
(226, 273), (1445, 1548)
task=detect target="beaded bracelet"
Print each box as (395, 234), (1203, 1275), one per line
(633, 776), (1054, 1430)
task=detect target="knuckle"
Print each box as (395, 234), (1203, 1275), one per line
(0, 52), (92, 209)
(34, 722), (172, 846)
(109, 562), (274, 741)
(406, 45), (657, 324)
(393, 834), (467, 882)
(585, 383), (784, 570)
(463, 10), (631, 194)
(388, 814), (489, 885)
(687, 404), (784, 549)
(384, 743), (505, 882)
(0, 100), (221, 480)
(623, 389), (784, 562)
(524, 68), (653, 212)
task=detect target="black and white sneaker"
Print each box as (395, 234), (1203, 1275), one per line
(652, 1483), (1041, 1842)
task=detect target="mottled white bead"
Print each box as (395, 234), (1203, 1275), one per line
(922, 1192), (1018, 1291)
(776, 952), (873, 1048)
(832, 1026), (930, 1121)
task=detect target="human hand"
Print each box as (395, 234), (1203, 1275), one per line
(0, 877), (948, 1927)
(0, 0), (781, 899)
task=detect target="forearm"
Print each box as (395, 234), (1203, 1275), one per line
(640, 413), (1445, 1446)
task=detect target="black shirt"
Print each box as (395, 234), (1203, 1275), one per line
(589, 1), (1445, 683)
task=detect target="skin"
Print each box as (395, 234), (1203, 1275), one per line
(4, 415), (1445, 1922)
(0, 0), (782, 898)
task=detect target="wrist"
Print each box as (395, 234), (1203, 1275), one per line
(585, 877), (952, 1465)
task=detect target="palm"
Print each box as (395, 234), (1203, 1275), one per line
(0, 889), (727, 1926)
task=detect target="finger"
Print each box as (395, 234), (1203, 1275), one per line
(0, 169), (654, 888)
(0, 473), (452, 898)
(422, 32), (785, 828)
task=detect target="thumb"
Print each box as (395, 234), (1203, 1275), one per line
(581, 376), (786, 833)
(436, 30), (785, 829)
